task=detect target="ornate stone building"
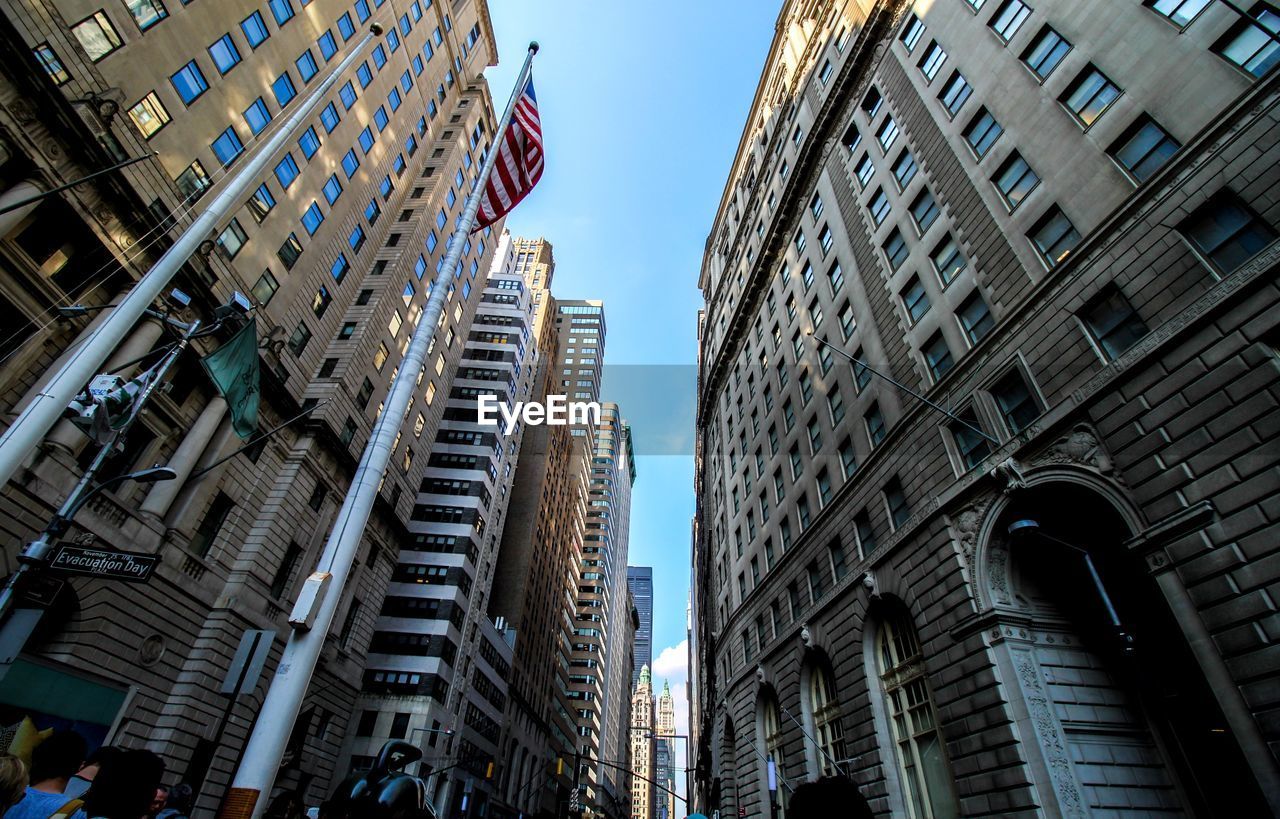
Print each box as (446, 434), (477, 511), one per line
(693, 0), (1280, 816)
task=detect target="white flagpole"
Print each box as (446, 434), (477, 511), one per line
(222, 42), (540, 819)
(0, 25), (384, 492)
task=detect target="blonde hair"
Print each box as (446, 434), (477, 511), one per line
(0, 754), (28, 807)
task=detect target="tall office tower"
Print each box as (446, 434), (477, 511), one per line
(586, 404), (638, 818)
(486, 236), (583, 817)
(628, 566), (654, 686)
(512, 234), (555, 326)
(693, 1), (1280, 817)
(340, 240), (537, 817)
(654, 680), (677, 819)
(0, 0), (503, 812)
(629, 665), (655, 819)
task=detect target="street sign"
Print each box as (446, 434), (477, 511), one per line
(48, 544), (158, 582)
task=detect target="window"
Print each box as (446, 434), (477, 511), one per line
(243, 97), (271, 135)
(901, 276), (930, 324)
(1180, 191), (1277, 273)
(1029, 206), (1081, 267)
(359, 126), (375, 153)
(910, 189), (940, 233)
(278, 233), (303, 269)
(72, 12), (123, 62)
(878, 608), (960, 818)
(252, 271), (279, 306)
(952, 408), (992, 469)
(247, 183), (275, 223)
(323, 174), (343, 205)
(938, 72), (972, 117)
(918, 41), (947, 81)
(1110, 115), (1180, 183)
(828, 388), (845, 425)
(900, 13), (924, 51)
(299, 126), (321, 159)
(340, 81), (357, 110)
(839, 303), (855, 339)
(828, 263), (844, 294)
(175, 161), (211, 204)
(931, 236), (966, 285)
(994, 152), (1039, 210)
(190, 492), (233, 556)
(1213, 4), (1280, 77)
(992, 368), (1040, 433)
(958, 290), (995, 344)
(1022, 26), (1071, 79)
(883, 230), (908, 270)
(1146, 0), (1212, 28)
(319, 31), (338, 61)
(855, 154), (875, 188)
(272, 71), (298, 107)
(312, 285), (332, 318)
(125, 0), (167, 31)
(807, 660), (846, 777)
(990, 0), (1032, 42)
(269, 0), (295, 26)
(287, 321), (312, 356)
(808, 418), (823, 454)
(1082, 286), (1148, 361)
(296, 49), (318, 83)
(964, 107), (1003, 158)
(892, 151), (918, 190)
(869, 188), (891, 225)
(1062, 66), (1121, 126)
(876, 118), (899, 152)
(241, 11), (270, 48)
(211, 127), (244, 168)
(216, 219), (248, 260)
(818, 59), (833, 85)
(358, 63), (373, 88)
(127, 93), (170, 138)
(320, 102), (341, 134)
(923, 332), (954, 381)
(330, 254), (350, 283)
(885, 478), (910, 529)
(170, 60), (209, 105)
(339, 12), (356, 39)
(209, 34), (242, 74)
(866, 403), (887, 447)
(275, 154), (300, 189)
(342, 149), (360, 179)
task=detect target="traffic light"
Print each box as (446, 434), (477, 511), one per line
(555, 757), (565, 776)
(485, 761), (495, 780)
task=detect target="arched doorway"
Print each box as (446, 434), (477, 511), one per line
(988, 480), (1268, 816)
(799, 650), (846, 780)
(755, 686), (789, 818)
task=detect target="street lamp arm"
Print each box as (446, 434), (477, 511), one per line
(593, 758), (687, 805)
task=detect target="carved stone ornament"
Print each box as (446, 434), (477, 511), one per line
(138, 634), (165, 667)
(799, 624), (813, 648)
(755, 665), (766, 684)
(1010, 648), (1088, 817)
(1039, 424), (1113, 474)
(989, 457), (1029, 495)
(10, 99), (36, 125)
(951, 498), (992, 580)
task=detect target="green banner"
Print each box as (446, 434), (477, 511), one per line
(201, 319), (261, 439)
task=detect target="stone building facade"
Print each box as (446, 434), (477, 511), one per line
(693, 1), (1280, 817)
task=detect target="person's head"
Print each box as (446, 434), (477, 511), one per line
(149, 785), (169, 816)
(164, 783), (194, 814)
(75, 745), (125, 783)
(82, 749), (165, 819)
(0, 755), (28, 807)
(30, 730), (87, 786)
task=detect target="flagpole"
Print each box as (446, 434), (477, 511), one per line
(0, 24), (384, 494)
(221, 42), (540, 819)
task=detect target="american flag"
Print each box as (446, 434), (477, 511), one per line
(473, 77), (543, 231)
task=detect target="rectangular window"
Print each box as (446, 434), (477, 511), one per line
(299, 126), (321, 159)
(269, 0), (295, 26)
(252, 270), (279, 305)
(127, 92), (170, 138)
(243, 97), (272, 135)
(900, 13), (924, 51)
(885, 478), (910, 529)
(990, 0), (1032, 42)
(866, 403), (887, 446)
(839, 302), (856, 338)
(312, 285), (332, 318)
(216, 219), (248, 259)
(901, 276), (930, 324)
(274, 153), (300, 189)
(209, 34), (242, 75)
(302, 201), (324, 235)
(323, 174), (343, 205)
(247, 183), (275, 223)
(175, 160), (211, 204)
(340, 81), (358, 110)
(1147, 0), (1212, 27)
(72, 12), (124, 62)
(892, 150), (918, 189)
(320, 102), (341, 134)
(342, 149), (360, 179)
(938, 71), (972, 116)
(964, 107), (1003, 158)
(339, 12), (356, 39)
(331, 254), (350, 283)
(296, 49), (318, 83)
(876, 117), (900, 152)
(358, 63), (373, 88)
(170, 60), (209, 105)
(240, 11), (270, 48)
(855, 154), (875, 188)
(910, 189), (940, 233)
(918, 41), (947, 80)
(855, 511), (877, 556)
(359, 126), (375, 153)
(125, 0), (168, 31)
(923, 332), (954, 381)
(828, 262), (844, 294)
(318, 30), (338, 61)
(1213, 4), (1280, 76)
(869, 188), (891, 225)
(287, 321), (311, 356)
(211, 126), (244, 168)
(278, 233), (303, 269)
(932, 236), (967, 285)
(992, 368), (1041, 433)
(1062, 66), (1121, 127)
(958, 290), (995, 344)
(1030, 206), (1081, 267)
(1109, 115), (1180, 182)
(883, 229), (909, 271)
(1082, 287), (1149, 361)
(1023, 26), (1071, 79)
(839, 437), (857, 478)
(273, 71), (297, 108)
(994, 152), (1039, 210)
(1180, 191), (1278, 273)
(952, 408), (992, 469)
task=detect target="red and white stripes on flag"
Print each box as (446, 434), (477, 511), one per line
(473, 77), (543, 232)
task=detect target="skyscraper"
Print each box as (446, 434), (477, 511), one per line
(629, 665), (655, 819)
(693, 0), (1280, 816)
(628, 566), (654, 686)
(0, 0), (503, 811)
(655, 679), (677, 819)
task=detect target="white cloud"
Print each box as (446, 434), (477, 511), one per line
(651, 640), (691, 805)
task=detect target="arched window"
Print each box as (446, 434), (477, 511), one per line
(759, 692), (788, 818)
(878, 609), (959, 819)
(808, 660), (846, 777)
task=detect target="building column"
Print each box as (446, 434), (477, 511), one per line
(46, 318), (165, 454)
(140, 396), (227, 519)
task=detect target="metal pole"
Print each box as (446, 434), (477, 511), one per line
(0, 318), (198, 623)
(0, 153), (158, 216)
(777, 702), (846, 778)
(0, 25), (383, 492)
(224, 43), (541, 819)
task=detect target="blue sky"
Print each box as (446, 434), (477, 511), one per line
(482, 0), (778, 726)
